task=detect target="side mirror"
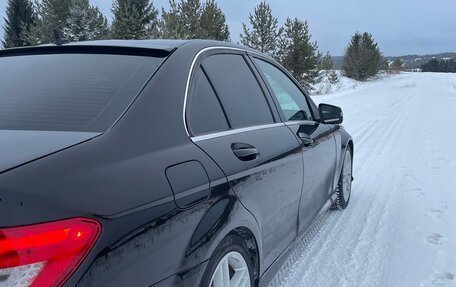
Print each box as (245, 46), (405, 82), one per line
(319, 103), (343, 124)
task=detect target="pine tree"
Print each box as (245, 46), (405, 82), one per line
(380, 57), (389, 71)
(88, 6), (110, 40)
(319, 51), (333, 70)
(361, 32), (381, 78)
(38, 0), (72, 44)
(159, 0), (183, 39)
(391, 58), (403, 71)
(328, 70), (339, 85)
(277, 17), (319, 89)
(342, 32), (382, 80)
(63, 0), (90, 41)
(240, 1), (280, 56)
(449, 59), (456, 73)
(421, 58), (456, 73)
(20, 2), (41, 46)
(199, 0), (229, 41)
(179, 0), (202, 39)
(63, 0), (109, 41)
(342, 32), (362, 80)
(111, 0), (159, 39)
(160, 0), (229, 40)
(2, 0), (36, 48)
(422, 58), (437, 72)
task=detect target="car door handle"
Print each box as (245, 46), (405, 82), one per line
(231, 143), (259, 161)
(298, 133), (314, 147)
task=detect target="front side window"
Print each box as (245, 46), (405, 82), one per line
(203, 54), (274, 129)
(188, 68), (229, 136)
(254, 58), (313, 122)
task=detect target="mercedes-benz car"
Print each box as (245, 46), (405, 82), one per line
(0, 40), (353, 287)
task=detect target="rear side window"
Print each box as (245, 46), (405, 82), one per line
(0, 53), (165, 132)
(188, 68), (229, 136)
(202, 54), (274, 129)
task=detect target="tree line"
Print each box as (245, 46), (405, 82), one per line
(2, 0), (386, 86)
(421, 58), (456, 73)
(2, 0), (231, 46)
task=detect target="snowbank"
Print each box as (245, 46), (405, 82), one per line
(311, 70), (391, 96)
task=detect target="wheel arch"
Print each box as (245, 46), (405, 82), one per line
(340, 137), (354, 182)
(228, 226), (260, 281)
(175, 193), (263, 285)
(335, 129), (354, 187)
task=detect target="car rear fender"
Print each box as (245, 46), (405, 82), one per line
(179, 189), (263, 282)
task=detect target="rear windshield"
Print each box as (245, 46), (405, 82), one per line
(0, 53), (165, 132)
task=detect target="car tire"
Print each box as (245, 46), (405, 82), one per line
(332, 148), (353, 210)
(200, 235), (255, 287)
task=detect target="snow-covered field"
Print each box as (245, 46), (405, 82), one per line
(270, 72), (456, 287)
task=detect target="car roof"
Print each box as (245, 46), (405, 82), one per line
(67, 39), (190, 52)
(0, 39), (260, 56)
(68, 39), (258, 52)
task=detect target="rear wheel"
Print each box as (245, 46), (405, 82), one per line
(201, 235), (254, 287)
(332, 148), (353, 210)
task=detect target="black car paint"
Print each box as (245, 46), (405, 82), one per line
(286, 121), (338, 232)
(249, 52), (340, 234)
(194, 125), (304, 270)
(0, 130), (100, 173)
(0, 40), (353, 286)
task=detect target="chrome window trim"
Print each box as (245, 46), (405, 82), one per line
(183, 46), (267, 137)
(284, 120), (317, 126)
(191, 123), (284, 142)
(323, 118), (341, 124)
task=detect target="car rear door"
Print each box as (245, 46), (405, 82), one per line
(186, 51), (303, 268)
(252, 57), (338, 233)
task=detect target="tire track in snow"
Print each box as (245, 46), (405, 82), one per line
(269, 75), (426, 287)
(320, 91), (415, 287)
(275, 89), (405, 286)
(386, 73), (456, 286)
(353, 90), (420, 286)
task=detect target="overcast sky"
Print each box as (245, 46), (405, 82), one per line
(1, 0), (455, 56)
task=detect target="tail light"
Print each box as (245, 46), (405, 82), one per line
(0, 217), (101, 287)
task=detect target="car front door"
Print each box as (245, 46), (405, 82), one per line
(252, 57), (338, 233)
(186, 51), (303, 268)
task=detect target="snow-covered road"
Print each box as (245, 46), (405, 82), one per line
(270, 73), (456, 287)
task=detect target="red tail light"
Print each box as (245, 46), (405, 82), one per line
(0, 217), (101, 287)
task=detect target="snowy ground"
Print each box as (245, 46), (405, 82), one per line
(269, 72), (456, 287)
(312, 70), (393, 96)
(312, 70), (361, 95)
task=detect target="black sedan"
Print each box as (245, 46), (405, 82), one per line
(0, 40), (353, 287)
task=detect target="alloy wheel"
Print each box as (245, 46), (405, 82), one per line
(209, 251), (251, 287)
(342, 150), (352, 201)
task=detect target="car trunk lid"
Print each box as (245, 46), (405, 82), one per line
(0, 130), (100, 174)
